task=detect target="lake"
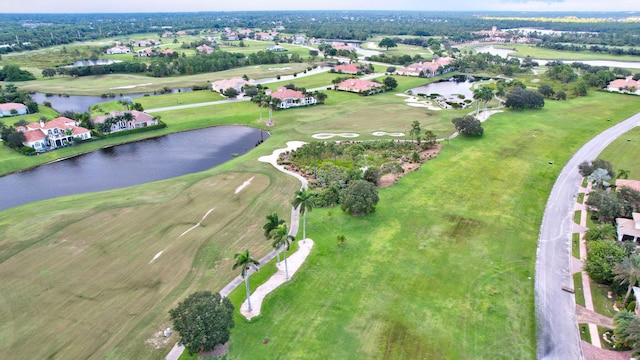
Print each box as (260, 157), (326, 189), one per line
(475, 45), (640, 69)
(31, 88), (193, 114)
(0, 126), (268, 212)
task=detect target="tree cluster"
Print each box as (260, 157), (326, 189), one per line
(0, 64), (36, 81)
(504, 88), (545, 110)
(451, 115), (483, 137)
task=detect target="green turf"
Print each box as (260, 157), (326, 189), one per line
(574, 272), (585, 307)
(493, 44), (640, 62)
(591, 281), (616, 317)
(599, 122), (640, 179)
(2, 63), (314, 96)
(573, 233), (581, 259)
(91, 90), (225, 113)
(577, 193), (585, 204)
(579, 324), (592, 343)
(574, 210), (582, 224)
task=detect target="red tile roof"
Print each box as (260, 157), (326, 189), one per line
(609, 76), (639, 89)
(336, 78), (383, 92)
(270, 87), (306, 100)
(334, 63), (368, 74)
(617, 179), (640, 192)
(0, 102), (27, 111)
(23, 129), (46, 143)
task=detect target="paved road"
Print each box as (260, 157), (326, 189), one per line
(535, 112), (640, 359)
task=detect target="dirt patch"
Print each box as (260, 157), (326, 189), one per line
(378, 144), (442, 188)
(145, 325), (173, 349)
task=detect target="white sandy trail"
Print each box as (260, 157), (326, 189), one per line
(149, 250), (164, 264)
(179, 207), (216, 238)
(234, 176), (255, 194)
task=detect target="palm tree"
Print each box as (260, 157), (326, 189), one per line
(614, 254), (640, 305)
(618, 169), (631, 179)
(232, 249), (260, 312)
(270, 223), (296, 280)
(292, 189), (316, 241)
(263, 211), (285, 263)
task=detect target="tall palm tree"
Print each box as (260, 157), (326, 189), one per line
(270, 223), (296, 280)
(232, 249), (260, 312)
(614, 254), (640, 305)
(263, 211), (285, 263)
(292, 189), (315, 241)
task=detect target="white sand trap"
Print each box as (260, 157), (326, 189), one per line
(403, 96), (442, 111)
(179, 207), (216, 238)
(110, 83), (153, 90)
(268, 67), (292, 71)
(234, 176), (255, 194)
(240, 239), (314, 320)
(149, 250), (164, 264)
(395, 93), (410, 98)
(372, 131), (405, 137)
(311, 133), (360, 139)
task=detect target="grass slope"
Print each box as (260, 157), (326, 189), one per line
(494, 44), (640, 62)
(225, 93), (640, 359)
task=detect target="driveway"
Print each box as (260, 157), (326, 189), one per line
(535, 112), (640, 359)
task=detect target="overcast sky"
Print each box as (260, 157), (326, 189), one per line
(2, 0), (638, 13)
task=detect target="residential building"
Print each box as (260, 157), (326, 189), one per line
(0, 103), (28, 117)
(608, 76), (640, 95)
(137, 48), (154, 57)
(336, 79), (384, 94)
(106, 46), (131, 55)
(255, 32), (275, 41)
(133, 39), (159, 47)
(196, 44), (215, 54)
(332, 42), (355, 51)
(92, 110), (158, 133)
(333, 63), (370, 75)
(19, 117), (91, 152)
(266, 45), (286, 52)
(175, 31), (187, 36)
(161, 49), (176, 56)
(396, 57), (453, 77)
(268, 87), (317, 109)
(211, 77), (252, 93)
(617, 213), (640, 242)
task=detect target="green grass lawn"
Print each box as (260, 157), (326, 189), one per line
(574, 273), (585, 307)
(263, 72), (341, 90)
(2, 63), (314, 96)
(577, 193), (585, 204)
(574, 210), (582, 224)
(1, 86), (640, 359)
(494, 44), (640, 62)
(591, 281), (616, 317)
(599, 121), (640, 179)
(91, 90), (225, 113)
(572, 233), (580, 259)
(579, 324), (592, 343)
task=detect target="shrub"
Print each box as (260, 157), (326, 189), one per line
(340, 180), (379, 216)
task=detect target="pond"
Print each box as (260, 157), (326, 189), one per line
(410, 76), (481, 108)
(475, 45), (640, 69)
(0, 126), (269, 212)
(31, 88), (193, 114)
(66, 59), (121, 67)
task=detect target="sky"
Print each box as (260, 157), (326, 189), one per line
(1, 0), (638, 13)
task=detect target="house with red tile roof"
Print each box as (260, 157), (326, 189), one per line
(161, 49), (176, 55)
(336, 79), (384, 95)
(333, 63), (371, 75)
(92, 110), (158, 133)
(268, 87), (317, 109)
(616, 179), (640, 193)
(396, 57), (453, 77)
(0, 102), (28, 117)
(136, 48), (154, 57)
(331, 42), (354, 51)
(196, 44), (215, 54)
(19, 117), (91, 152)
(106, 46), (131, 55)
(608, 76), (640, 95)
(175, 31), (187, 36)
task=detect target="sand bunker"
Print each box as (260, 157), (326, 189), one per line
(234, 176), (255, 194)
(110, 83), (153, 90)
(178, 207), (216, 238)
(311, 133), (359, 139)
(372, 131), (405, 137)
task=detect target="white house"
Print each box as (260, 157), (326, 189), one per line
(266, 45), (286, 52)
(106, 46), (131, 55)
(617, 213), (640, 242)
(268, 87), (317, 109)
(92, 110), (158, 133)
(0, 103), (28, 117)
(19, 117), (91, 152)
(608, 76), (640, 95)
(211, 77), (252, 94)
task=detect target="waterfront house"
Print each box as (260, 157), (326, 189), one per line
(106, 46), (131, 55)
(268, 87), (317, 109)
(211, 77), (252, 94)
(92, 110), (158, 133)
(19, 117), (91, 152)
(0, 103), (28, 117)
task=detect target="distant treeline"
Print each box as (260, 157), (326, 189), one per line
(46, 50), (305, 78)
(2, 11), (640, 53)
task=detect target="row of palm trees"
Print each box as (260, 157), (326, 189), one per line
(232, 189), (316, 313)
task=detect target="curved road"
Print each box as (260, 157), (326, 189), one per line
(535, 112), (640, 359)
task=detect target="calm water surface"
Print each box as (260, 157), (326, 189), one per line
(0, 126), (268, 212)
